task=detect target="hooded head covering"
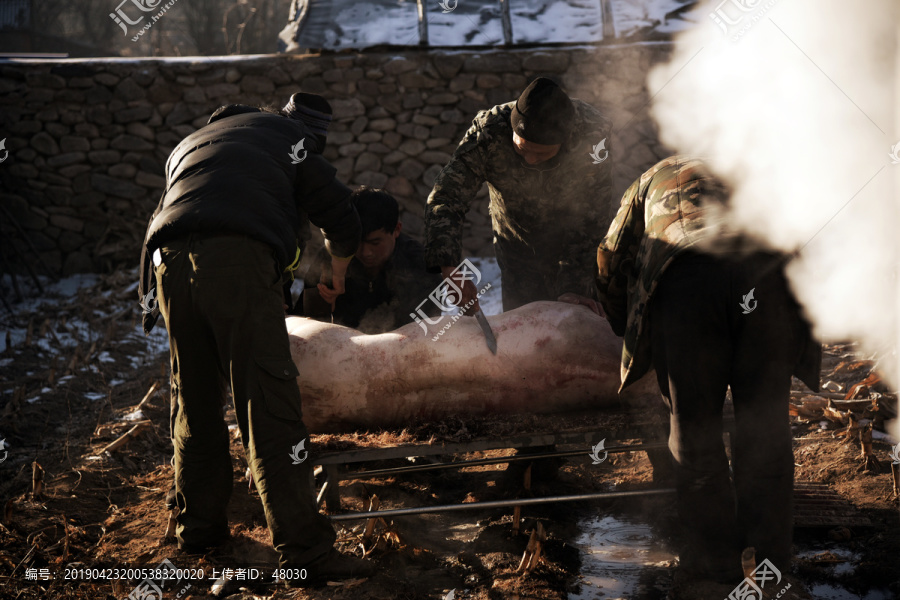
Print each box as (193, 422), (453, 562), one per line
(207, 104), (261, 124)
(510, 78), (575, 146)
(282, 92), (333, 149)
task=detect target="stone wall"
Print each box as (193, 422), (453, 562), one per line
(0, 45), (674, 276)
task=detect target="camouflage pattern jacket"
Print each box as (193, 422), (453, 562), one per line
(424, 100), (615, 297)
(597, 156), (821, 391)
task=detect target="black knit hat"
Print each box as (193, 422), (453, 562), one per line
(282, 92), (333, 147)
(510, 78), (574, 146)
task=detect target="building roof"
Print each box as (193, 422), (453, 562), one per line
(279, 0), (699, 52)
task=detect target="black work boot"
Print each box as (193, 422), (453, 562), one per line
(284, 549), (375, 587)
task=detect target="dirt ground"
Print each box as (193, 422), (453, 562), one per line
(1, 270), (899, 600)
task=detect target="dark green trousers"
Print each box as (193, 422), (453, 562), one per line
(650, 252), (799, 581)
(155, 234), (335, 567)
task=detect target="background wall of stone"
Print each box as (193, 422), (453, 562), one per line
(0, 45), (674, 277)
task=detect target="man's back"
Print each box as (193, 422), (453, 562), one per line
(144, 110), (357, 277)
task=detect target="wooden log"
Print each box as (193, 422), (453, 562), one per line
(791, 390), (847, 400)
(98, 422), (150, 454)
(859, 424), (881, 472)
(362, 495), (380, 543)
(95, 420), (150, 438)
(31, 462), (44, 498)
(517, 521), (546, 573)
(136, 381), (161, 410)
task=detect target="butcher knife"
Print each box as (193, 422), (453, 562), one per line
(473, 309), (498, 354)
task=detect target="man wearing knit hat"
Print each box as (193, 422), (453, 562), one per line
(138, 93), (372, 586)
(424, 77), (615, 311)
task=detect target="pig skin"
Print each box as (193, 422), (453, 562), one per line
(285, 301), (660, 433)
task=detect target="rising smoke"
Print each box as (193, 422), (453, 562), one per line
(648, 0), (899, 433)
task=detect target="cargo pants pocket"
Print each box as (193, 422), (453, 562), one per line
(254, 357), (303, 421)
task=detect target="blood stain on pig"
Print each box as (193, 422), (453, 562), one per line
(532, 336), (552, 350)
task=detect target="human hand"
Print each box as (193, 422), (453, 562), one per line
(318, 255), (352, 310)
(441, 265), (479, 313)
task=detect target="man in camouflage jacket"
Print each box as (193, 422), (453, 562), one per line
(596, 156), (821, 584)
(424, 77), (615, 310)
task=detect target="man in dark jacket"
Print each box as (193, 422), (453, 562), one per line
(590, 156), (821, 587)
(303, 187), (442, 333)
(138, 93), (370, 583)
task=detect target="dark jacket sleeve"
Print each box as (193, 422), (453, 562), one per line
(138, 192), (166, 334)
(423, 116), (489, 271)
(596, 177), (643, 336)
(295, 153), (361, 259)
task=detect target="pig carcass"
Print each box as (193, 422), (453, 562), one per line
(286, 301), (660, 433)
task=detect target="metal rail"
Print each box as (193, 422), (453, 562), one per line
(337, 441), (669, 480)
(328, 488), (676, 521)
(313, 427), (646, 465)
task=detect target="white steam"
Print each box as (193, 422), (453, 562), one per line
(648, 0), (899, 436)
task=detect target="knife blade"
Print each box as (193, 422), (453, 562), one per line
(473, 309), (498, 354)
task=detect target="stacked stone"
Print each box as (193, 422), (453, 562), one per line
(0, 45), (672, 276)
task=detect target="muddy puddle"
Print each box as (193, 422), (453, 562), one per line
(795, 547), (895, 600)
(570, 514), (895, 600)
(570, 513), (675, 600)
